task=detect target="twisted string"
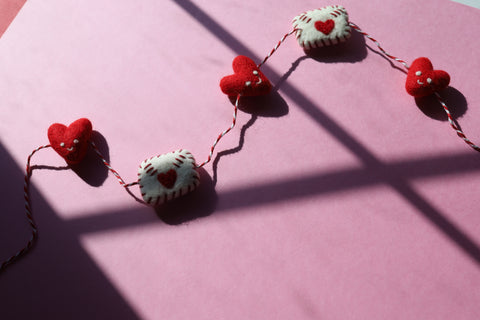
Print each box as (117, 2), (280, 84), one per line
(197, 29), (295, 168)
(0, 144), (51, 273)
(349, 22), (410, 70)
(90, 141), (142, 190)
(258, 29), (297, 68)
(196, 94), (240, 168)
(434, 92), (480, 152)
(197, 30), (296, 167)
(350, 21), (479, 152)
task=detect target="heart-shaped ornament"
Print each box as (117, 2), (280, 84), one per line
(48, 118), (93, 165)
(138, 149), (200, 205)
(405, 57), (450, 98)
(220, 55), (272, 97)
(292, 5), (351, 50)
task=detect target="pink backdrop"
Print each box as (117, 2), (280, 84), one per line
(1, 0), (479, 319)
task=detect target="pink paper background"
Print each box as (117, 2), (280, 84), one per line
(1, 0), (479, 319)
(0, 0), (24, 36)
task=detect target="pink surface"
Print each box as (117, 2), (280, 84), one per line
(1, 0), (479, 319)
(0, 0), (25, 37)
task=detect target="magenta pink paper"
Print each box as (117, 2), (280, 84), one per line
(1, 0), (479, 319)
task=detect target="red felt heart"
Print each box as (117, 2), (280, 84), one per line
(314, 19), (335, 35)
(48, 118), (93, 165)
(220, 55), (272, 97)
(406, 57), (450, 98)
(157, 169), (177, 189)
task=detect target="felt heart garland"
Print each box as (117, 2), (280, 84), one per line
(4, 4), (479, 275)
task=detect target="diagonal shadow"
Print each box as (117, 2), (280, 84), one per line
(67, 151), (480, 232)
(171, 0), (480, 264)
(0, 142), (142, 320)
(6, 146), (473, 320)
(3, 3), (478, 319)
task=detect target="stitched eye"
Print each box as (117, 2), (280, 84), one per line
(426, 78), (432, 84)
(415, 71), (422, 76)
(252, 70), (259, 75)
(73, 139), (79, 144)
(60, 142), (65, 147)
(245, 81), (252, 86)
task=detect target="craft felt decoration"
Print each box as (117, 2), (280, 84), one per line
(220, 55), (272, 97)
(48, 118), (93, 165)
(292, 5), (351, 50)
(5, 5), (480, 276)
(137, 149), (200, 206)
(405, 57), (450, 98)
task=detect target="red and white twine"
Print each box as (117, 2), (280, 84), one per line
(196, 94), (241, 168)
(434, 92), (480, 152)
(3, 15), (480, 274)
(349, 22), (410, 70)
(90, 141), (138, 188)
(351, 21), (480, 152)
(258, 29), (297, 68)
(1, 93), (239, 271)
(90, 141), (144, 205)
(197, 27), (297, 168)
(0, 144), (51, 273)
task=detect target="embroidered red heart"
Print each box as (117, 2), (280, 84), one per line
(157, 169), (177, 189)
(48, 118), (93, 165)
(138, 149), (200, 205)
(220, 55), (272, 97)
(292, 6), (351, 50)
(315, 19), (335, 35)
(406, 57), (450, 98)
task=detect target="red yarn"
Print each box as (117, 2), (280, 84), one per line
(48, 118), (93, 165)
(406, 57), (450, 98)
(220, 55), (272, 97)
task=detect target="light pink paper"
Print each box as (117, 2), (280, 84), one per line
(0, 0), (25, 36)
(1, 0), (479, 319)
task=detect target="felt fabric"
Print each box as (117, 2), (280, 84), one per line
(220, 55), (272, 97)
(48, 118), (93, 165)
(292, 5), (351, 50)
(406, 57), (450, 98)
(137, 149), (200, 206)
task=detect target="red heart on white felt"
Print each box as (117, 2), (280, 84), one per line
(292, 5), (351, 49)
(138, 149), (200, 205)
(314, 19), (335, 35)
(157, 169), (177, 189)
